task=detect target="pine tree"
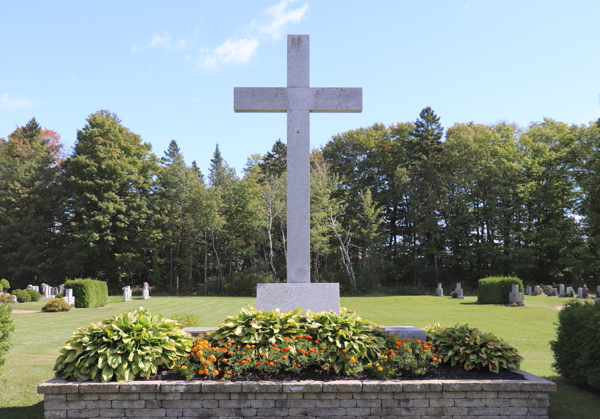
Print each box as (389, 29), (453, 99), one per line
(259, 139), (287, 177)
(162, 140), (183, 166)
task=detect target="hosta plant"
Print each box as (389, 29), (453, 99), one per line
(208, 307), (387, 375)
(54, 307), (192, 382)
(426, 323), (523, 373)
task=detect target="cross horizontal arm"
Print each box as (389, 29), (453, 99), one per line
(234, 87), (288, 112)
(234, 87), (362, 113)
(309, 87), (362, 113)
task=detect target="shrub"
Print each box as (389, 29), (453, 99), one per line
(209, 307), (388, 375)
(54, 307), (192, 382)
(26, 288), (41, 302)
(450, 291), (458, 298)
(42, 298), (72, 312)
(477, 276), (523, 304)
(14, 290), (31, 303)
(55, 292), (64, 298)
(550, 300), (600, 391)
(426, 324), (523, 374)
(64, 278), (108, 308)
(0, 303), (15, 374)
(0, 294), (15, 303)
(0, 279), (9, 292)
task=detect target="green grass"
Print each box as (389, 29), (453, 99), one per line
(1, 295), (599, 419)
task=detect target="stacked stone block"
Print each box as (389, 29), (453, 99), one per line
(38, 372), (556, 419)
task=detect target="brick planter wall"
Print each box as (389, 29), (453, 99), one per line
(37, 371), (555, 419)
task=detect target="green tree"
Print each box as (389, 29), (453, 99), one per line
(61, 111), (161, 287)
(0, 118), (64, 287)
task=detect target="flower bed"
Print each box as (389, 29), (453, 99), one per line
(38, 372), (556, 419)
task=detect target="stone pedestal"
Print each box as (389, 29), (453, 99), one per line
(435, 283), (444, 297)
(256, 283), (340, 313)
(509, 284), (524, 306)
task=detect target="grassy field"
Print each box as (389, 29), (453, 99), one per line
(1, 295), (599, 419)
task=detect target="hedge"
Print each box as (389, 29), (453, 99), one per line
(64, 279), (108, 308)
(551, 300), (600, 391)
(0, 302), (15, 374)
(477, 276), (523, 304)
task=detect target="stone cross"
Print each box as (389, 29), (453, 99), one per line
(234, 35), (362, 313)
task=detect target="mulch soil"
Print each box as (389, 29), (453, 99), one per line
(149, 363), (524, 382)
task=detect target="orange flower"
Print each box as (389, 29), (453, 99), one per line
(341, 349), (349, 354)
(296, 363), (301, 367)
(212, 370), (219, 376)
(408, 349), (412, 354)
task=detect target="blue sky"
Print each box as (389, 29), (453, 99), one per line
(1, 0), (599, 176)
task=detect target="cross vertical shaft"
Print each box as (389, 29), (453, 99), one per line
(286, 35), (310, 283)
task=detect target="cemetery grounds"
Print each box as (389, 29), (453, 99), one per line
(1, 295), (599, 419)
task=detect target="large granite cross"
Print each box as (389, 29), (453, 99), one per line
(234, 35), (362, 313)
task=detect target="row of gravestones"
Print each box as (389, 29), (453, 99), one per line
(11, 284), (75, 306)
(122, 283), (151, 302)
(524, 284), (600, 300)
(436, 283), (463, 299)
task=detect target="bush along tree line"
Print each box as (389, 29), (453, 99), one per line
(1, 109), (600, 295)
(53, 307), (522, 382)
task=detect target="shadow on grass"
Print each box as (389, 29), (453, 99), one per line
(0, 400), (44, 419)
(542, 375), (600, 419)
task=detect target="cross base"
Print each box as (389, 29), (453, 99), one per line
(256, 283), (340, 314)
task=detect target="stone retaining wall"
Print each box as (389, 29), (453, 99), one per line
(37, 371), (555, 419)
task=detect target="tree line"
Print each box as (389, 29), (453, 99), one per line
(1, 108), (599, 294)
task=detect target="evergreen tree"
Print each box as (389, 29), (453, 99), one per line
(259, 139), (287, 178)
(162, 139), (183, 166)
(208, 144), (237, 187)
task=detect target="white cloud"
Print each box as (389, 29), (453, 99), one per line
(201, 38), (260, 69)
(133, 31), (189, 54)
(0, 93), (34, 109)
(195, 0), (307, 70)
(259, 0), (308, 40)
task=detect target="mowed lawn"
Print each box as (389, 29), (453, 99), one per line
(1, 295), (599, 419)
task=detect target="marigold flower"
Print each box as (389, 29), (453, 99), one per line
(296, 363), (301, 367)
(212, 370), (219, 376)
(341, 349), (349, 354)
(283, 347), (290, 352)
(378, 366), (384, 371)
(282, 355), (288, 360)
(408, 349), (412, 354)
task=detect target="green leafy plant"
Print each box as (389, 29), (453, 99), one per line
(0, 294), (15, 303)
(208, 307), (388, 375)
(366, 336), (440, 379)
(26, 288), (41, 302)
(551, 300), (600, 391)
(0, 279), (9, 292)
(54, 307), (193, 382)
(426, 324), (523, 373)
(0, 302), (16, 374)
(14, 290), (31, 303)
(42, 298), (72, 312)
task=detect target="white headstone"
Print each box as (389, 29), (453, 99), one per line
(123, 286), (132, 302)
(142, 282), (150, 300)
(509, 284), (524, 305)
(59, 284), (65, 294)
(534, 285), (540, 295)
(12, 294), (17, 302)
(455, 283), (463, 299)
(436, 283), (444, 297)
(63, 288), (75, 306)
(235, 35), (362, 314)
(525, 285), (532, 295)
(559, 284), (565, 298)
(577, 287), (584, 299)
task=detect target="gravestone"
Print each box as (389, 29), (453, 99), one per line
(42, 284), (52, 298)
(525, 285), (532, 296)
(566, 286), (574, 297)
(577, 287), (584, 299)
(123, 286), (132, 302)
(455, 283), (464, 299)
(534, 285), (540, 295)
(59, 284), (64, 294)
(583, 285), (589, 299)
(509, 284), (524, 306)
(142, 282), (150, 300)
(547, 286), (557, 296)
(559, 284), (565, 298)
(597, 285), (600, 298)
(436, 283), (444, 297)
(63, 289), (75, 306)
(234, 35), (362, 313)
(12, 294), (17, 303)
